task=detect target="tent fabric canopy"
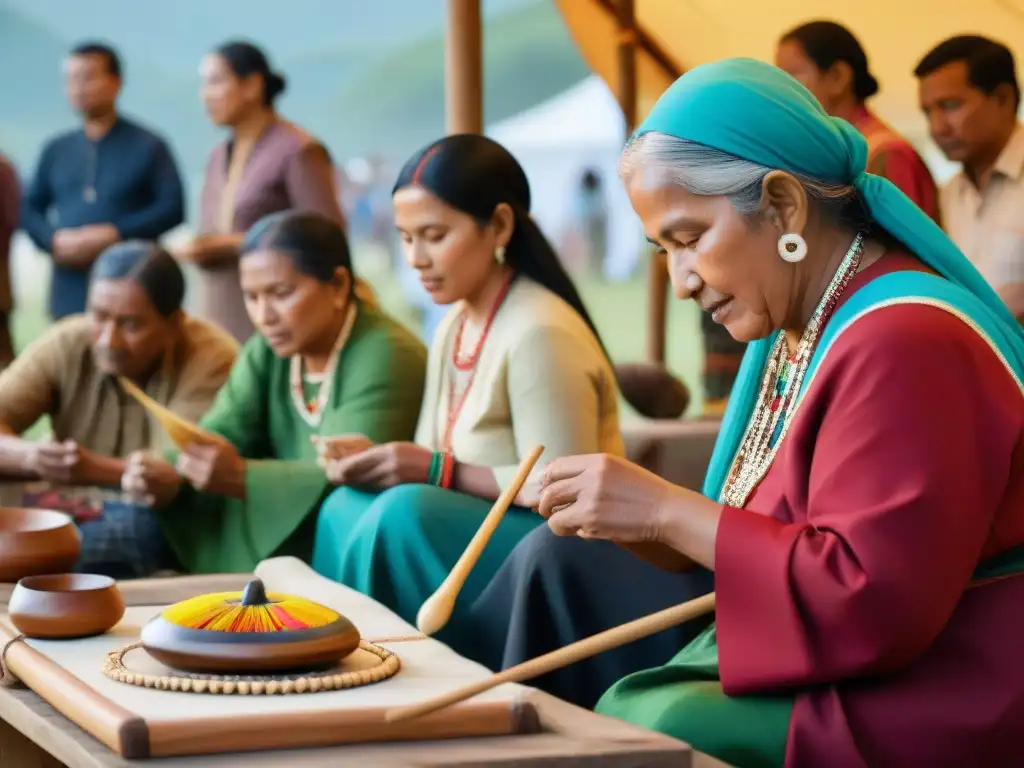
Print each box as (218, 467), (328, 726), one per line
(554, 0), (1024, 157)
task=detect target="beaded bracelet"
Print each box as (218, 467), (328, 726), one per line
(427, 451), (456, 489)
(439, 451), (456, 490)
(427, 451), (444, 486)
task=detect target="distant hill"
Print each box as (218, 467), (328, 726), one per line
(0, 0), (535, 69)
(320, 1), (590, 159)
(0, 0), (590, 195)
(0, 7), (78, 129)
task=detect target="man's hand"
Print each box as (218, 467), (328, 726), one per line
(31, 440), (108, 485)
(51, 224), (120, 268)
(52, 229), (85, 264)
(122, 451), (182, 508)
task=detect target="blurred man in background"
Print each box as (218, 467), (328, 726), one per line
(916, 35), (1024, 321)
(20, 42), (185, 320)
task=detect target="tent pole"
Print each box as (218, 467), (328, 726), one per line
(445, 0), (483, 134)
(615, 0), (637, 133)
(615, 0), (667, 365)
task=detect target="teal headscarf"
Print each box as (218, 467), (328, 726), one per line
(633, 57), (1024, 500)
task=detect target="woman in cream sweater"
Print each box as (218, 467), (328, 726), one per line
(312, 135), (623, 648)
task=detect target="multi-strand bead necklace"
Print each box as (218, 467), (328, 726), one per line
(720, 231), (866, 508)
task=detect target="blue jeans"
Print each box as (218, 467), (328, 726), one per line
(75, 501), (179, 580)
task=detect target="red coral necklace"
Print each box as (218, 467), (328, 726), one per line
(442, 273), (514, 452)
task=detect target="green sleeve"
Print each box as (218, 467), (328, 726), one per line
(198, 337), (272, 456)
(163, 337), (271, 463)
(321, 321), (428, 443)
(155, 340), (282, 574)
(157, 318), (428, 575)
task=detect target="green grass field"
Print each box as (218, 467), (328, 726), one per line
(353, 247), (708, 420)
(9, 239), (708, 434)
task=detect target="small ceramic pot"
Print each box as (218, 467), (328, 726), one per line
(8, 573), (125, 639)
(0, 508), (81, 583)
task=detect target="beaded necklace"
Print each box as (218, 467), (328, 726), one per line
(289, 302), (358, 429)
(720, 232), (865, 508)
(442, 273), (514, 452)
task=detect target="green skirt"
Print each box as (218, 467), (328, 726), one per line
(596, 624), (794, 768)
(312, 484), (544, 647)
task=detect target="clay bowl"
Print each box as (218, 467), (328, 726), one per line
(0, 508), (81, 583)
(8, 574), (125, 639)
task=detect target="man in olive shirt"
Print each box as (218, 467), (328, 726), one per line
(0, 242), (237, 577)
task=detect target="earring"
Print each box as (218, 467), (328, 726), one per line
(777, 233), (807, 263)
(494, 245), (506, 265)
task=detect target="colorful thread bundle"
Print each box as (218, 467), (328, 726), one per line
(160, 579), (340, 634)
(118, 376), (223, 449)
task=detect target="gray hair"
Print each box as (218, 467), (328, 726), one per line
(618, 132), (860, 220)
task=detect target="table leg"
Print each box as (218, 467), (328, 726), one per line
(0, 716), (67, 767)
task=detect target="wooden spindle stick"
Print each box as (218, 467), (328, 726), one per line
(415, 445), (545, 636)
(389, 590), (716, 723)
(118, 377), (223, 448)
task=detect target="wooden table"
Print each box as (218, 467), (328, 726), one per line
(0, 569), (732, 767)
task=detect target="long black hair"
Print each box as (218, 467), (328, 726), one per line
(393, 134), (606, 352)
(241, 209), (354, 295)
(214, 40), (286, 107)
(781, 21), (879, 103)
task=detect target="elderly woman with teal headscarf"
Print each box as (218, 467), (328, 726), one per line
(463, 59), (1024, 767)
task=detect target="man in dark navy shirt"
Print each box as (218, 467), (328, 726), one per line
(20, 42), (186, 319)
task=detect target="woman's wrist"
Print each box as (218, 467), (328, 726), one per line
(653, 484), (723, 570)
(425, 450), (456, 489)
(227, 458), (248, 499)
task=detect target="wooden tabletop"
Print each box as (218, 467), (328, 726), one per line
(0, 682), (737, 767)
(0, 572), (731, 767)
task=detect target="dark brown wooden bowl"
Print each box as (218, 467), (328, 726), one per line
(140, 614), (361, 674)
(0, 508), (81, 583)
(8, 573), (125, 639)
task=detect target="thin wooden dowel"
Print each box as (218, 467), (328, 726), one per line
(415, 445), (545, 636)
(388, 590), (716, 723)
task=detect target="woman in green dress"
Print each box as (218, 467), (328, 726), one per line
(121, 210), (427, 573)
(311, 135), (624, 643)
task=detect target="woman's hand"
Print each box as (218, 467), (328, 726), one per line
(174, 234), (242, 268)
(536, 453), (680, 542)
(537, 453), (721, 570)
(311, 434), (375, 467)
(122, 451), (182, 508)
(175, 440), (247, 498)
(325, 442), (432, 489)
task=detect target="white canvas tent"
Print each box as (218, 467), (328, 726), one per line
(488, 76), (644, 280)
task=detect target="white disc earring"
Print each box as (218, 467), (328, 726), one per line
(777, 233), (807, 263)
(494, 245), (506, 265)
